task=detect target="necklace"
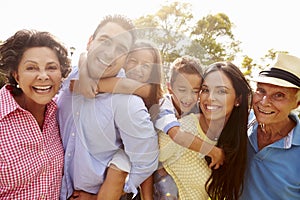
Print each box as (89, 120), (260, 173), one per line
(199, 115), (221, 141)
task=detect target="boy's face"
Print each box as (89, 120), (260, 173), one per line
(86, 22), (133, 79)
(168, 72), (202, 115)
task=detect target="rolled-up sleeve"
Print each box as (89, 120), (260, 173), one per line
(155, 95), (180, 133)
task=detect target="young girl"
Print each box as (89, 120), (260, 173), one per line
(72, 42), (224, 199)
(159, 61), (252, 200)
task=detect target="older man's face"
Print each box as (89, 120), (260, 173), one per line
(253, 83), (299, 125)
(87, 22), (133, 79)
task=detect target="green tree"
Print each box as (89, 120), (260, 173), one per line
(134, 1), (193, 64)
(0, 73), (7, 88)
(259, 48), (288, 69)
(0, 40), (6, 88)
(240, 55), (254, 76)
(134, 2), (242, 80)
(189, 13), (241, 65)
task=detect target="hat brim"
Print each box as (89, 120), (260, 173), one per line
(252, 76), (300, 89)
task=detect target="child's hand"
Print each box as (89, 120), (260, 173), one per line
(77, 76), (98, 98)
(69, 78), (98, 98)
(73, 52), (98, 98)
(207, 146), (225, 169)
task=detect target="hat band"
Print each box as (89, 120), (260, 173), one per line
(259, 68), (300, 87)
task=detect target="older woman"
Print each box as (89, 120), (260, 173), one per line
(0, 29), (71, 199)
(242, 53), (300, 199)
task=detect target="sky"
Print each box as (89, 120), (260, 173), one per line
(1, 0), (300, 65)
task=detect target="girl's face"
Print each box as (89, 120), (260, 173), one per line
(200, 70), (238, 122)
(13, 47), (62, 106)
(169, 72), (202, 114)
(252, 83), (299, 125)
(125, 49), (155, 83)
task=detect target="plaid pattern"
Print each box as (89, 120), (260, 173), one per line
(0, 86), (64, 199)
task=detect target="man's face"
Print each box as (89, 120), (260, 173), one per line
(87, 22), (133, 79)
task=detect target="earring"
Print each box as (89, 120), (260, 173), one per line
(16, 84), (20, 88)
(235, 103), (239, 107)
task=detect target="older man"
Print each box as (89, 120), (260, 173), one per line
(242, 53), (300, 199)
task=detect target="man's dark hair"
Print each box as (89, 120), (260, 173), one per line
(92, 14), (136, 42)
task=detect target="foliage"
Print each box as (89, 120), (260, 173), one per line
(134, 1), (242, 81)
(0, 73), (7, 88)
(0, 40), (5, 88)
(241, 56), (254, 76)
(189, 13), (241, 65)
(135, 1), (193, 63)
(259, 49), (289, 69)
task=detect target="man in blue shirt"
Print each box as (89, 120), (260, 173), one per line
(241, 53), (300, 199)
(57, 15), (159, 200)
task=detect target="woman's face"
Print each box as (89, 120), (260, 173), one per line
(13, 47), (62, 105)
(252, 83), (299, 125)
(125, 49), (155, 83)
(200, 70), (238, 122)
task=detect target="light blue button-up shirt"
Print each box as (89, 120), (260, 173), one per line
(241, 110), (300, 200)
(57, 66), (159, 199)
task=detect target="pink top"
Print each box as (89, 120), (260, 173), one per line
(0, 86), (64, 199)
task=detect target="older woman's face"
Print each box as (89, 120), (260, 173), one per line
(13, 47), (62, 105)
(253, 83), (299, 125)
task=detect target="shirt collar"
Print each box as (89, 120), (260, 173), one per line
(289, 113), (300, 146)
(0, 85), (20, 120)
(248, 110), (300, 149)
(0, 85), (57, 120)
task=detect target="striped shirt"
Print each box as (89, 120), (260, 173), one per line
(0, 85), (64, 199)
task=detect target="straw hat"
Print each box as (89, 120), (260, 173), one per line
(254, 53), (300, 88)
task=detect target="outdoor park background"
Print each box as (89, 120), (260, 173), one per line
(1, 0), (300, 88)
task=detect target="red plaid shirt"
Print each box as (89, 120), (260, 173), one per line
(0, 86), (64, 199)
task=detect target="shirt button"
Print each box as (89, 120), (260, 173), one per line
(71, 132), (75, 136)
(76, 112), (79, 115)
(67, 153), (71, 157)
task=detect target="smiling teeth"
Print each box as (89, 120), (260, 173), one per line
(206, 105), (218, 110)
(34, 86), (51, 90)
(258, 107), (273, 114)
